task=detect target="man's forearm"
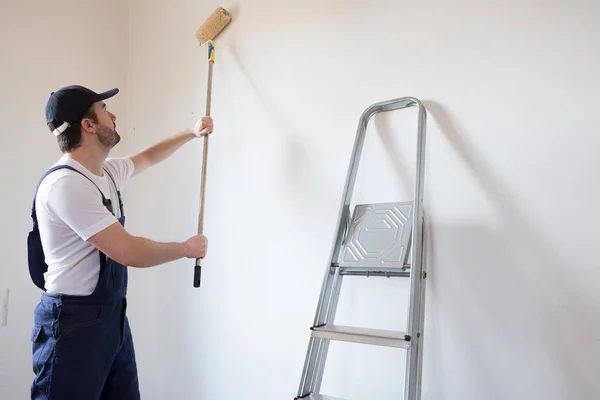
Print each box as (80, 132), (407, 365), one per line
(135, 130), (196, 168)
(130, 117), (212, 175)
(88, 221), (206, 268)
(126, 235), (188, 268)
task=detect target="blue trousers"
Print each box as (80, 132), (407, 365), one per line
(30, 294), (140, 399)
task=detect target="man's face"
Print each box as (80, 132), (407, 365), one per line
(92, 101), (120, 149)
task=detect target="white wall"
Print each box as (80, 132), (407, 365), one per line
(0, 0), (130, 397)
(3, 0), (600, 399)
(125, 0), (600, 399)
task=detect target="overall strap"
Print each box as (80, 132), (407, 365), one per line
(31, 165), (113, 226)
(102, 167), (124, 217)
(96, 168), (125, 276)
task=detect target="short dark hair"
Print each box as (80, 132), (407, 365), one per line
(48, 106), (97, 153)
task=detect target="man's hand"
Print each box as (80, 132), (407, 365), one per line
(183, 234), (208, 259)
(191, 116), (214, 137)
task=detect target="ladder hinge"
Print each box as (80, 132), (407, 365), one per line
(404, 334), (411, 341)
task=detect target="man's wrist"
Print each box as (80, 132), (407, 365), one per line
(178, 241), (189, 259)
(181, 128), (197, 139)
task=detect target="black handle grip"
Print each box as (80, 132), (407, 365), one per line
(193, 261), (201, 288)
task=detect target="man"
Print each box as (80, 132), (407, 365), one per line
(27, 85), (212, 399)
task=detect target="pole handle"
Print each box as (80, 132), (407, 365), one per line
(193, 259), (202, 288)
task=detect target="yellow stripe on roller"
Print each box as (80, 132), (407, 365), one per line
(208, 40), (215, 63)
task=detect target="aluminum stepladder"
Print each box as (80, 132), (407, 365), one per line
(294, 97), (428, 400)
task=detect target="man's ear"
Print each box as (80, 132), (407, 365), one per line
(81, 117), (97, 134)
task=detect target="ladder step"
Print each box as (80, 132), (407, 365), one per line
(338, 201), (414, 269)
(310, 324), (411, 349)
(296, 394), (346, 400)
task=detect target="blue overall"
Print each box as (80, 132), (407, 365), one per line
(27, 165), (140, 400)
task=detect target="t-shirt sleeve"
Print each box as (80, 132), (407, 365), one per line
(46, 174), (119, 241)
(104, 157), (135, 190)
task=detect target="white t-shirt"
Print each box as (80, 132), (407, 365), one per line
(34, 155), (135, 295)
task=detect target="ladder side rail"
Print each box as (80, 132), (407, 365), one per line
(404, 100), (427, 400)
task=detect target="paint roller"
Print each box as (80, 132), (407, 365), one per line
(193, 6), (232, 288)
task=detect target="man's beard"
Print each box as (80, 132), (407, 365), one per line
(98, 124), (120, 149)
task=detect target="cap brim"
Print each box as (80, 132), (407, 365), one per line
(95, 88), (119, 101)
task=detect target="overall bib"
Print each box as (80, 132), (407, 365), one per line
(27, 165), (140, 400)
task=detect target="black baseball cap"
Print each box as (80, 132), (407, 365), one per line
(45, 85), (119, 136)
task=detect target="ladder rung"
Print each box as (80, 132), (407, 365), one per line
(296, 394), (346, 400)
(338, 268), (410, 278)
(332, 263), (411, 277)
(310, 324), (411, 349)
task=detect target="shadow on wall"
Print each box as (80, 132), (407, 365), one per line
(421, 101), (600, 399)
(219, 46), (424, 216)
(222, 45), (337, 208)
